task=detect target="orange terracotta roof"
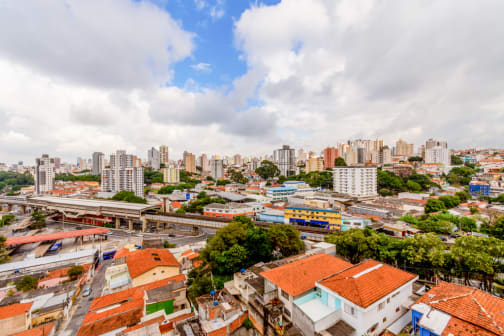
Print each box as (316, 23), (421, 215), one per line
(414, 282), (504, 335)
(441, 316), (495, 336)
(9, 322), (55, 336)
(171, 201), (182, 208)
(121, 315), (165, 333)
(138, 273), (186, 291)
(89, 287), (140, 311)
(113, 248), (134, 259)
(126, 248), (180, 279)
(320, 260), (417, 308)
(260, 254), (352, 297)
(77, 304), (143, 336)
(401, 198), (427, 204)
(40, 264), (91, 281)
(0, 302), (33, 319)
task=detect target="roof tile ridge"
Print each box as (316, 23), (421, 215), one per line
(429, 290), (473, 304)
(471, 296), (504, 335)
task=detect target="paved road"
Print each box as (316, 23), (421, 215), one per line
(59, 259), (112, 336)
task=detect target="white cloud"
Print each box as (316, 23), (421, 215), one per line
(194, 0), (207, 10)
(191, 62), (212, 72)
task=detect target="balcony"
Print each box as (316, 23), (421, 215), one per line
(293, 292), (342, 335)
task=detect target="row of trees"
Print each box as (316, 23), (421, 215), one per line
(0, 171), (34, 192)
(278, 170), (333, 188)
(188, 216), (304, 302)
(326, 228), (504, 290)
(55, 173), (101, 182)
(378, 170), (438, 195)
(111, 191), (147, 204)
(400, 212), (477, 234)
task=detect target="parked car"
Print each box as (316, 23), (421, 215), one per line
(449, 234), (460, 239)
(439, 235), (448, 242)
(168, 234), (176, 237)
(82, 287), (92, 297)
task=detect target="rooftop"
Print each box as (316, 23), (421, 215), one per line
(319, 260), (417, 308)
(6, 228), (109, 246)
(9, 322), (55, 336)
(413, 281), (504, 335)
(29, 196), (157, 211)
(203, 202), (252, 210)
(260, 253), (352, 297)
(0, 249), (97, 273)
(0, 302), (33, 319)
(125, 248), (180, 278)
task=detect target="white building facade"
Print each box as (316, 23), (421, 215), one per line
(35, 154), (55, 195)
(333, 167), (377, 196)
(425, 146), (450, 166)
(101, 150), (144, 197)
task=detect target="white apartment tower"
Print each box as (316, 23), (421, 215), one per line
(210, 159), (224, 180)
(92, 152), (104, 175)
(159, 145), (169, 165)
(200, 154), (209, 172)
(101, 150), (144, 197)
(148, 147), (160, 171)
(333, 166), (378, 196)
(274, 145), (296, 177)
(425, 146), (450, 166)
(35, 154), (55, 195)
(162, 167), (180, 184)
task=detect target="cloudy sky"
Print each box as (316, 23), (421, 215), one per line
(0, 0), (503, 164)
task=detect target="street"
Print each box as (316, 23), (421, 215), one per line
(58, 259), (112, 336)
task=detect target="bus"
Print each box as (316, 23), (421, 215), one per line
(102, 250), (117, 260)
(46, 240), (63, 255)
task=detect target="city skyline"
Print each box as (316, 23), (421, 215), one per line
(1, 0), (503, 164)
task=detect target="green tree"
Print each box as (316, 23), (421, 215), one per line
(216, 244), (248, 274)
(0, 214), (15, 227)
(455, 190), (471, 203)
(206, 176), (215, 181)
(67, 265), (85, 281)
(267, 224), (304, 257)
(408, 156), (423, 162)
(30, 211), (46, 229)
(0, 236), (9, 264)
(216, 179), (231, 186)
(144, 169), (163, 184)
(243, 227), (273, 264)
(406, 180), (422, 192)
(111, 191), (147, 204)
(325, 228), (377, 264)
(480, 217), (504, 240)
(334, 157), (347, 166)
(425, 198), (446, 213)
(451, 155), (463, 165)
(230, 171), (248, 184)
(438, 195), (461, 209)
(401, 233), (447, 282)
(16, 275), (38, 292)
(446, 167), (475, 186)
(255, 160), (280, 180)
(458, 217), (476, 232)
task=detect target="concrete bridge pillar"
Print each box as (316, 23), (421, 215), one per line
(128, 219), (133, 231)
(141, 217), (147, 233)
(115, 217), (120, 229)
(21, 205), (26, 214)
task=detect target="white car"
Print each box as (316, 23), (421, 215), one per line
(82, 287), (92, 297)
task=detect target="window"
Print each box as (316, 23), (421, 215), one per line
(174, 291), (180, 297)
(344, 303), (355, 316)
(387, 298), (390, 303)
(392, 291), (400, 298)
(378, 302), (385, 311)
(281, 289), (289, 300)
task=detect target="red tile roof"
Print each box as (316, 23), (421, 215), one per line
(260, 254), (352, 297)
(89, 287), (140, 311)
(9, 322), (55, 336)
(125, 248), (180, 279)
(138, 273), (186, 291)
(113, 247), (134, 259)
(414, 282), (504, 335)
(441, 316), (495, 336)
(0, 302), (32, 319)
(319, 260), (417, 308)
(40, 264), (91, 281)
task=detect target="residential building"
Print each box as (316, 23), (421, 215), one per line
(343, 151), (358, 165)
(469, 181), (491, 197)
(274, 145), (296, 177)
(200, 153), (209, 172)
(266, 186), (297, 201)
(372, 147), (392, 165)
(395, 139), (414, 156)
(306, 157), (324, 173)
(101, 150), (144, 197)
(210, 159), (224, 180)
(233, 154), (242, 166)
(117, 248), (181, 287)
(144, 274), (189, 316)
(35, 154), (55, 195)
(294, 260), (418, 336)
(10, 323), (56, 336)
(159, 145), (169, 165)
(383, 164), (414, 177)
(411, 282), (504, 336)
(147, 147), (160, 171)
(203, 203), (254, 219)
(196, 289), (248, 336)
(248, 158), (260, 172)
(0, 302), (33, 335)
(258, 209), (286, 224)
(333, 167), (378, 196)
(162, 167), (180, 184)
(184, 152), (196, 173)
(357, 147), (367, 164)
(425, 146), (450, 166)
(91, 152), (104, 175)
(323, 147), (339, 170)
(426, 138), (448, 150)
(284, 206), (341, 230)
(341, 215), (371, 231)
(297, 149), (308, 163)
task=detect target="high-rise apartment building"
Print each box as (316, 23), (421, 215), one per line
(147, 147), (160, 171)
(53, 157), (61, 169)
(233, 154), (242, 166)
(273, 145), (296, 177)
(297, 149), (307, 163)
(210, 159), (224, 180)
(200, 154), (209, 172)
(426, 138), (448, 150)
(159, 145), (169, 165)
(162, 167), (180, 184)
(371, 147), (392, 165)
(35, 154), (55, 195)
(92, 152), (104, 175)
(323, 147), (339, 170)
(373, 139), (384, 151)
(306, 157), (324, 173)
(425, 146), (450, 166)
(343, 151), (358, 165)
(101, 150), (144, 197)
(184, 152), (196, 173)
(357, 148), (367, 164)
(333, 166), (377, 196)
(248, 158), (260, 172)
(396, 139), (414, 156)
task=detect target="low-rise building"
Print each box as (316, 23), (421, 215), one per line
(0, 302), (32, 335)
(266, 186), (297, 201)
(411, 281), (504, 336)
(340, 215), (372, 231)
(257, 209), (286, 224)
(469, 181), (491, 197)
(203, 203), (254, 219)
(284, 206), (341, 231)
